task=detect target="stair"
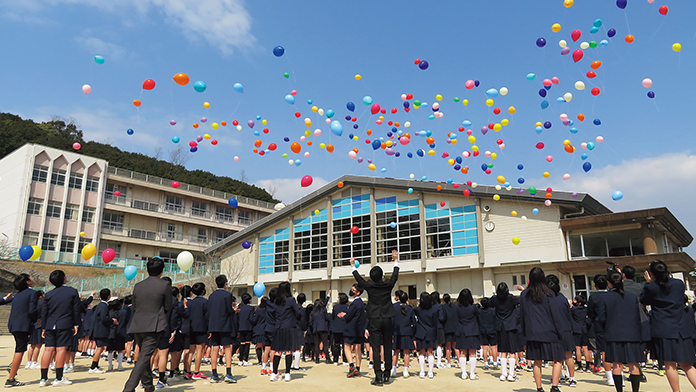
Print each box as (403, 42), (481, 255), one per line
(0, 305), (10, 335)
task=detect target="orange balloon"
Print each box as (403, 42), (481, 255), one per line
(352, 148), (359, 153)
(337, 181), (344, 188)
(291, 142), (301, 154)
(404, 133), (411, 139)
(436, 185), (442, 191)
(173, 73), (189, 86)
(307, 141), (312, 146)
(133, 99), (141, 107)
(193, 123), (199, 129)
(380, 142), (386, 149)
(625, 35), (634, 43)
(394, 122), (400, 127)
(254, 139), (262, 147)
(326, 144), (334, 153)
(426, 136), (435, 144)
(564, 145), (574, 153)
(545, 192), (553, 199)
(366, 129), (372, 136)
(577, 113), (585, 121)
(590, 61), (602, 70)
(253, 148), (258, 153)
(461, 167), (469, 174)
(221, 121), (227, 126)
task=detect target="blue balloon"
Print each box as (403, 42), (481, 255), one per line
(536, 37), (547, 47)
(407, 152), (413, 158)
(403, 102), (410, 108)
(607, 28), (617, 38)
(94, 55), (105, 65)
(242, 240), (252, 249)
(228, 198), (238, 208)
(418, 60), (429, 70)
(587, 142), (595, 150)
(594, 19), (603, 27)
(485, 88), (499, 98)
(541, 101), (549, 110)
(353, 124), (359, 129)
(481, 163), (488, 171)
(272, 46), (285, 57)
(462, 120), (472, 127)
(536, 126), (543, 134)
(389, 222), (397, 228)
(581, 153), (588, 160)
(354, 260), (361, 268)
(599, 40), (609, 47)
(532, 208), (539, 215)
(474, 80), (480, 87)
(454, 165), (461, 171)
(326, 109), (335, 118)
(518, 177), (525, 184)
(283, 137), (290, 142)
(526, 73), (536, 81)
(193, 81), (207, 93)
(253, 282), (266, 297)
(593, 118), (602, 126)
(346, 102), (355, 112)
(294, 159), (302, 166)
(590, 26), (599, 34)
(307, 100), (312, 105)
(190, 147), (197, 153)
(570, 127), (578, 134)
(362, 96), (373, 105)
(416, 149), (424, 157)
(407, 188), (414, 194)
(544, 121), (552, 129)
(256, 115), (262, 120)
(539, 89), (547, 98)
(372, 139), (381, 150)
(18, 245), (33, 261)
(557, 97), (565, 103)
(612, 191), (624, 201)
(285, 94), (295, 105)
(172, 136), (180, 143)
(517, 164), (524, 170)
(126, 128), (134, 135)
(345, 115), (352, 121)
(616, 0), (627, 9)
(124, 265), (137, 280)
(233, 83), (244, 93)
(583, 162), (592, 172)
(647, 91), (655, 99)
(330, 121), (343, 136)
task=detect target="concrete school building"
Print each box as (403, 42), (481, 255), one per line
(0, 143), (275, 269)
(205, 175), (694, 303)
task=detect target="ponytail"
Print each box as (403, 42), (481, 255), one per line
(649, 260), (671, 290)
(399, 292), (409, 315)
(607, 271), (624, 296)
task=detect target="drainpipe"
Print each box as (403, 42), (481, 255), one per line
(563, 207), (585, 219)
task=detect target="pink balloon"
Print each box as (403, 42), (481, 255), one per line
(171, 181), (181, 188)
(465, 80), (475, 90)
(348, 151), (357, 159)
(572, 49), (584, 63)
(82, 84), (92, 95)
(571, 29), (581, 42)
(563, 173), (571, 181)
(399, 137), (410, 146)
(543, 79), (553, 87)
(114, 191), (121, 197)
(72, 142), (81, 150)
(102, 248), (116, 263)
(370, 104), (381, 115)
(400, 94), (407, 101)
(546, 155), (554, 162)
(596, 136), (604, 143)
(300, 175), (313, 187)
(642, 78), (653, 88)
(551, 77), (559, 84)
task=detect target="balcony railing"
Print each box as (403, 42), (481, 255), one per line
(101, 225), (214, 247)
(1, 249), (186, 273)
(107, 166), (276, 209)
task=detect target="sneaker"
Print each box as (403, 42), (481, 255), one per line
(461, 372), (468, 380)
(191, 372), (206, 380)
(560, 375), (568, 383)
(569, 378), (577, 387)
(284, 373), (291, 382)
(155, 381), (168, 388)
(24, 362), (33, 370)
(368, 362), (373, 370)
(243, 361), (252, 367)
(260, 369), (268, 375)
(343, 362), (349, 367)
(346, 368), (359, 378)
(224, 375), (237, 384)
(446, 363), (451, 368)
(64, 364), (73, 373)
(508, 375), (520, 382)
(88, 367), (106, 374)
(237, 362), (244, 367)
(167, 375), (179, 382)
(52, 378), (72, 387)
(658, 370), (665, 376)
(290, 367), (306, 372)
(550, 386), (561, 392)
(526, 365), (534, 372)
(49, 363), (56, 371)
(183, 373), (192, 380)
(5, 379), (25, 387)
(30, 362), (40, 370)
(500, 374), (508, 381)
(209, 375), (221, 383)
(269, 374), (280, 382)
(652, 364), (659, 371)
(470, 373), (479, 380)
(390, 368), (396, 377)
(334, 362), (339, 367)
(39, 379), (48, 387)
(483, 363), (489, 370)
(607, 377), (615, 386)
(403, 370), (409, 379)
(427, 371), (434, 379)
(419, 371), (425, 379)
(117, 366), (124, 372)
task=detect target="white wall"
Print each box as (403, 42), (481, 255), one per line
(0, 146), (33, 247)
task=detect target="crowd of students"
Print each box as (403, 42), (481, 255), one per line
(3, 259), (696, 392)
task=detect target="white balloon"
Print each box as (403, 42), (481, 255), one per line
(177, 251), (194, 272)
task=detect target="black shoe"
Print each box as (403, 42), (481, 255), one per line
(383, 374), (391, 384)
(550, 386), (561, 392)
(5, 379), (25, 387)
(640, 374), (647, 383)
(537, 388), (545, 392)
(371, 376), (383, 387)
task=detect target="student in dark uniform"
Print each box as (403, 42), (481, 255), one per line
(152, 277), (173, 388)
(570, 294), (592, 372)
(431, 291), (446, 368)
(640, 260), (696, 392)
(391, 291), (415, 379)
(167, 287), (183, 382)
(89, 288), (113, 374)
(187, 282), (209, 380)
(269, 282), (300, 382)
(106, 298), (128, 372)
(177, 286), (193, 379)
(262, 288), (278, 374)
(330, 293), (349, 366)
(237, 292), (254, 367)
(5, 273), (38, 387)
(519, 267), (564, 392)
(588, 274), (613, 385)
(453, 288), (480, 380)
(295, 293), (309, 369)
(414, 291), (438, 379)
(441, 293), (458, 368)
(546, 274), (577, 387)
(252, 297), (269, 372)
(39, 270), (81, 387)
(478, 297), (498, 371)
(337, 283), (365, 378)
(489, 282), (521, 381)
(122, 295), (134, 363)
(602, 271), (643, 392)
(206, 275), (236, 384)
(26, 290), (44, 371)
(310, 299), (331, 364)
(622, 265), (650, 382)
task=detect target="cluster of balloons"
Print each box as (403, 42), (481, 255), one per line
(18, 245), (42, 261)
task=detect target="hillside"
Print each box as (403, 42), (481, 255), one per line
(0, 112), (278, 203)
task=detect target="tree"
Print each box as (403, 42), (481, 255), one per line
(239, 169), (249, 183)
(266, 184), (277, 198)
(168, 146), (189, 167)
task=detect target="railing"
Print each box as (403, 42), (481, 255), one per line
(0, 249), (184, 273)
(107, 166), (276, 209)
(101, 225), (215, 248)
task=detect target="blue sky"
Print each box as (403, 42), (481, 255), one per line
(1, 1), (696, 254)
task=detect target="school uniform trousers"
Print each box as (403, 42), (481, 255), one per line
(42, 286), (81, 348)
(187, 297), (209, 346)
(310, 309), (331, 362)
(331, 303), (349, 361)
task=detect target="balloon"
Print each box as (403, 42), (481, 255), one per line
(616, 0), (627, 9)
(233, 83), (244, 93)
(418, 60), (429, 70)
(647, 91), (655, 99)
(79, 231), (86, 237)
(290, 142), (301, 154)
(18, 245), (34, 261)
(512, 237), (521, 246)
(625, 35), (634, 44)
(552, 23), (561, 33)
(242, 240), (252, 249)
(132, 99), (141, 107)
(363, 95), (373, 105)
(273, 46), (285, 57)
(346, 102), (355, 112)
(575, 81), (585, 90)
(171, 181), (180, 188)
(102, 248), (116, 263)
(354, 260), (361, 268)
(330, 121), (343, 136)
(571, 29), (581, 42)
(532, 208), (539, 214)
(572, 49), (584, 62)
(350, 226), (359, 234)
(370, 104), (380, 115)
(124, 265), (137, 280)
(672, 43), (682, 52)
(172, 136), (180, 143)
(226, 197), (238, 208)
(285, 94), (295, 105)
(247, 120), (255, 129)
(485, 88), (499, 98)
(658, 5), (668, 15)
(583, 162), (592, 172)
(27, 245), (41, 261)
(301, 175), (313, 187)
(81, 243), (96, 260)
(253, 282), (266, 297)
(114, 191), (121, 197)
(193, 81), (207, 93)
(591, 87), (601, 96)
(642, 78), (652, 88)
(612, 191), (624, 201)
(82, 84), (92, 95)
(72, 142), (81, 150)
(607, 28), (617, 38)
(173, 73), (189, 85)
(126, 128), (134, 135)
(142, 79), (156, 90)
(326, 109), (335, 118)
(536, 37), (547, 47)
(94, 55), (105, 64)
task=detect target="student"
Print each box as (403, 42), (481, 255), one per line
(414, 291), (438, 379)
(337, 283), (365, 378)
(89, 288), (113, 374)
(252, 297), (269, 373)
(167, 287), (183, 382)
(151, 276), (173, 388)
(270, 282), (300, 382)
(489, 282), (521, 381)
(570, 294), (592, 372)
(178, 285), (193, 379)
(39, 270), (81, 387)
(391, 291), (415, 378)
(454, 288), (480, 380)
(205, 275), (235, 383)
(478, 297), (498, 371)
(122, 295), (134, 363)
(310, 299), (331, 364)
(588, 274), (613, 385)
(622, 265), (650, 382)
(430, 291), (447, 369)
(640, 260), (696, 392)
(441, 293), (458, 368)
(187, 282), (209, 380)
(26, 290), (44, 371)
(237, 292), (254, 367)
(5, 273), (38, 387)
(262, 288), (278, 374)
(330, 293), (349, 366)
(519, 267), (564, 392)
(602, 271), (643, 392)
(107, 298), (129, 372)
(546, 274), (577, 388)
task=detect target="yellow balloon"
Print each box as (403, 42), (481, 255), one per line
(319, 143), (326, 149)
(311, 106), (318, 113)
(485, 98), (494, 107)
(552, 23), (561, 33)
(564, 0), (574, 8)
(508, 106), (516, 114)
(535, 122), (543, 127)
(304, 119), (312, 127)
(564, 92), (573, 102)
(353, 136), (358, 141)
(204, 134), (211, 140)
(575, 81), (586, 90)
(30, 245), (42, 261)
(512, 236), (521, 245)
(563, 139), (571, 146)
(79, 231), (86, 237)
(497, 175), (506, 184)
(427, 149), (436, 156)
(501, 118), (509, 126)
(368, 163), (376, 171)
(203, 102), (210, 108)
(314, 209), (320, 215)
(304, 129), (311, 137)
(404, 121), (411, 128)
(472, 145), (479, 152)
(493, 194), (501, 201)
(462, 99), (469, 106)
(262, 119), (267, 125)
(468, 135), (476, 143)
(491, 152), (497, 160)
(673, 43), (682, 52)
(448, 158), (455, 165)
(451, 139), (458, 145)
(493, 123), (502, 132)
(543, 171), (550, 178)
(386, 140), (393, 147)
(435, 94), (443, 101)
(511, 210), (518, 217)
(81, 243), (97, 260)
(212, 122), (219, 130)
(559, 40), (567, 48)
(355, 74), (362, 80)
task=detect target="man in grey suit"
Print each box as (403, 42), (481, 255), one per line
(123, 257), (172, 392)
(622, 265), (649, 382)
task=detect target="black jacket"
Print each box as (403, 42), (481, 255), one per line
(352, 265), (399, 320)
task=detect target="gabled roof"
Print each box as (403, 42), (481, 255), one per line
(205, 175), (611, 255)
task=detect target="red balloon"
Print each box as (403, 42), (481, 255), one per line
(232, 120), (239, 126)
(591, 87), (601, 96)
(114, 191), (121, 197)
(493, 107), (501, 115)
(350, 226), (359, 234)
(406, 93), (413, 100)
(294, 112), (301, 118)
(391, 108), (397, 114)
(268, 143), (277, 151)
(171, 181), (181, 189)
(211, 140), (218, 145)
(659, 5), (668, 15)
(463, 189), (471, 197)
(586, 71), (597, 79)
(572, 49), (584, 63)
(536, 142), (545, 149)
(300, 175), (313, 187)
(143, 79), (156, 90)
(371, 104), (381, 115)
(440, 201), (446, 207)
(414, 59), (421, 65)
(380, 108), (386, 114)
(571, 29), (581, 42)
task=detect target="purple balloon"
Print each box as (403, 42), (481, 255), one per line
(248, 120), (255, 128)
(385, 148), (395, 156)
(196, 135), (203, 142)
(367, 159), (373, 164)
(169, 120), (177, 126)
(647, 91), (655, 99)
(480, 126), (488, 135)
(571, 192), (579, 198)
(474, 80), (480, 87)
(561, 47), (570, 55)
(357, 157), (363, 163)
(517, 189), (525, 194)
(200, 117), (207, 123)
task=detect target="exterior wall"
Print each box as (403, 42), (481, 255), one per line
(0, 146), (33, 246)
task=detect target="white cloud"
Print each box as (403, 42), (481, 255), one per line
(74, 36), (127, 60)
(255, 176), (330, 205)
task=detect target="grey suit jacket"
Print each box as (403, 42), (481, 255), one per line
(127, 276), (172, 334)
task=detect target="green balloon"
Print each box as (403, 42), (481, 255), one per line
(284, 72), (289, 79)
(487, 163), (494, 169)
(529, 186), (537, 195)
(589, 41), (597, 48)
(414, 100), (421, 106)
(453, 97), (460, 102)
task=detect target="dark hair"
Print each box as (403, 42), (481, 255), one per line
(304, 303), (314, 326)
(545, 274), (560, 295)
(604, 271), (624, 297)
(312, 299), (325, 315)
(124, 295), (133, 305)
(574, 294), (586, 306)
(622, 265), (636, 280)
(36, 290), (44, 299)
(338, 292), (349, 305)
(527, 267), (552, 303)
(443, 293), (452, 305)
(496, 282), (509, 299)
(181, 285), (192, 299)
(457, 288), (473, 307)
(161, 276), (172, 285)
(230, 295), (237, 304)
(369, 266), (383, 282)
(419, 291), (432, 309)
(268, 287), (277, 303)
(108, 298), (122, 312)
(241, 292), (252, 305)
(480, 297), (489, 309)
(276, 282), (291, 306)
(394, 290), (404, 299)
(215, 275), (227, 289)
(297, 292), (306, 305)
(593, 274), (608, 290)
(147, 257), (164, 276)
(99, 288), (111, 301)
(352, 283), (364, 296)
(259, 296), (268, 309)
(399, 292), (409, 315)
(649, 260), (671, 290)
(49, 270), (65, 287)
(191, 282), (206, 296)
(431, 291), (441, 304)
(13, 273), (31, 291)
(171, 287), (179, 298)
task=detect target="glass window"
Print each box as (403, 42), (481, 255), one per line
(332, 215), (370, 267)
(583, 234), (608, 257)
(27, 197), (43, 215)
(294, 222), (328, 270)
(573, 275), (588, 300)
(375, 197), (421, 262)
(191, 201), (209, 217)
(82, 207), (96, 223)
(101, 212), (124, 231)
(46, 201), (62, 218)
(426, 217), (452, 258)
(85, 176), (99, 192)
(129, 228), (156, 241)
(22, 231), (39, 246)
(238, 210), (252, 225)
(159, 249), (178, 264)
(68, 173), (82, 189)
(213, 230), (229, 243)
(215, 205), (234, 222)
(41, 233), (58, 251)
(32, 165), (48, 183)
(425, 204), (478, 258)
(194, 228), (208, 243)
(569, 234), (583, 258)
(50, 169), (66, 186)
(165, 195), (184, 214)
(259, 228), (290, 274)
(163, 223), (183, 241)
(59, 238), (75, 253)
(275, 239), (289, 272)
(64, 204), (79, 221)
(78, 237), (91, 253)
(105, 183), (127, 199)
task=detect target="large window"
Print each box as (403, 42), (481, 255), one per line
(425, 204), (478, 258)
(215, 205), (234, 223)
(163, 222), (183, 241)
(101, 212), (124, 231)
(375, 197), (421, 262)
(213, 230), (230, 243)
(259, 228), (290, 274)
(331, 192), (371, 266)
(46, 201), (62, 218)
(238, 210), (252, 225)
(59, 238), (75, 253)
(569, 233), (645, 258)
(82, 207), (96, 223)
(78, 237), (91, 253)
(159, 249), (178, 264)
(191, 228), (208, 244)
(68, 173), (82, 189)
(165, 195), (184, 214)
(294, 219), (328, 270)
(50, 169), (66, 186)
(64, 204), (79, 221)
(27, 197), (43, 215)
(41, 234), (58, 251)
(105, 183), (127, 199)
(85, 176), (100, 192)
(191, 201), (209, 218)
(32, 165), (48, 183)
(22, 231), (39, 246)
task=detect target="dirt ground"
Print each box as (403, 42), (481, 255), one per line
(0, 335), (686, 392)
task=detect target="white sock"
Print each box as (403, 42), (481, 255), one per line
(501, 357), (507, 376)
(427, 355), (434, 373)
(564, 363), (569, 378)
(436, 347), (442, 365)
(262, 362), (266, 370)
(293, 352), (300, 368)
(418, 355), (425, 373)
(606, 370), (612, 383)
(508, 358), (516, 377)
(117, 353), (123, 367)
(107, 352), (113, 367)
(469, 356), (476, 375)
(459, 357), (467, 375)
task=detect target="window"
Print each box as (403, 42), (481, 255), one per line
(129, 229), (156, 241)
(165, 195), (184, 214)
(22, 231), (39, 246)
(59, 238), (75, 253)
(27, 198), (43, 215)
(163, 222), (183, 241)
(294, 221), (328, 270)
(569, 233), (645, 258)
(105, 183), (127, 199)
(68, 173), (82, 189)
(64, 204), (79, 221)
(159, 249), (178, 264)
(32, 165), (48, 183)
(41, 234), (58, 251)
(193, 228), (208, 244)
(259, 228), (290, 274)
(215, 205), (234, 222)
(191, 201), (209, 218)
(573, 274), (589, 300)
(82, 207), (96, 223)
(50, 169), (66, 186)
(78, 237), (91, 253)
(425, 204), (478, 258)
(85, 176), (100, 192)
(132, 200), (159, 212)
(375, 197), (421, 262)
(46, 201), (62, 218)
(331, 193), (371, 266)
(213, 230), (230, 243)
(238, 210), (252, 225)
(101, 212), (124, 231)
